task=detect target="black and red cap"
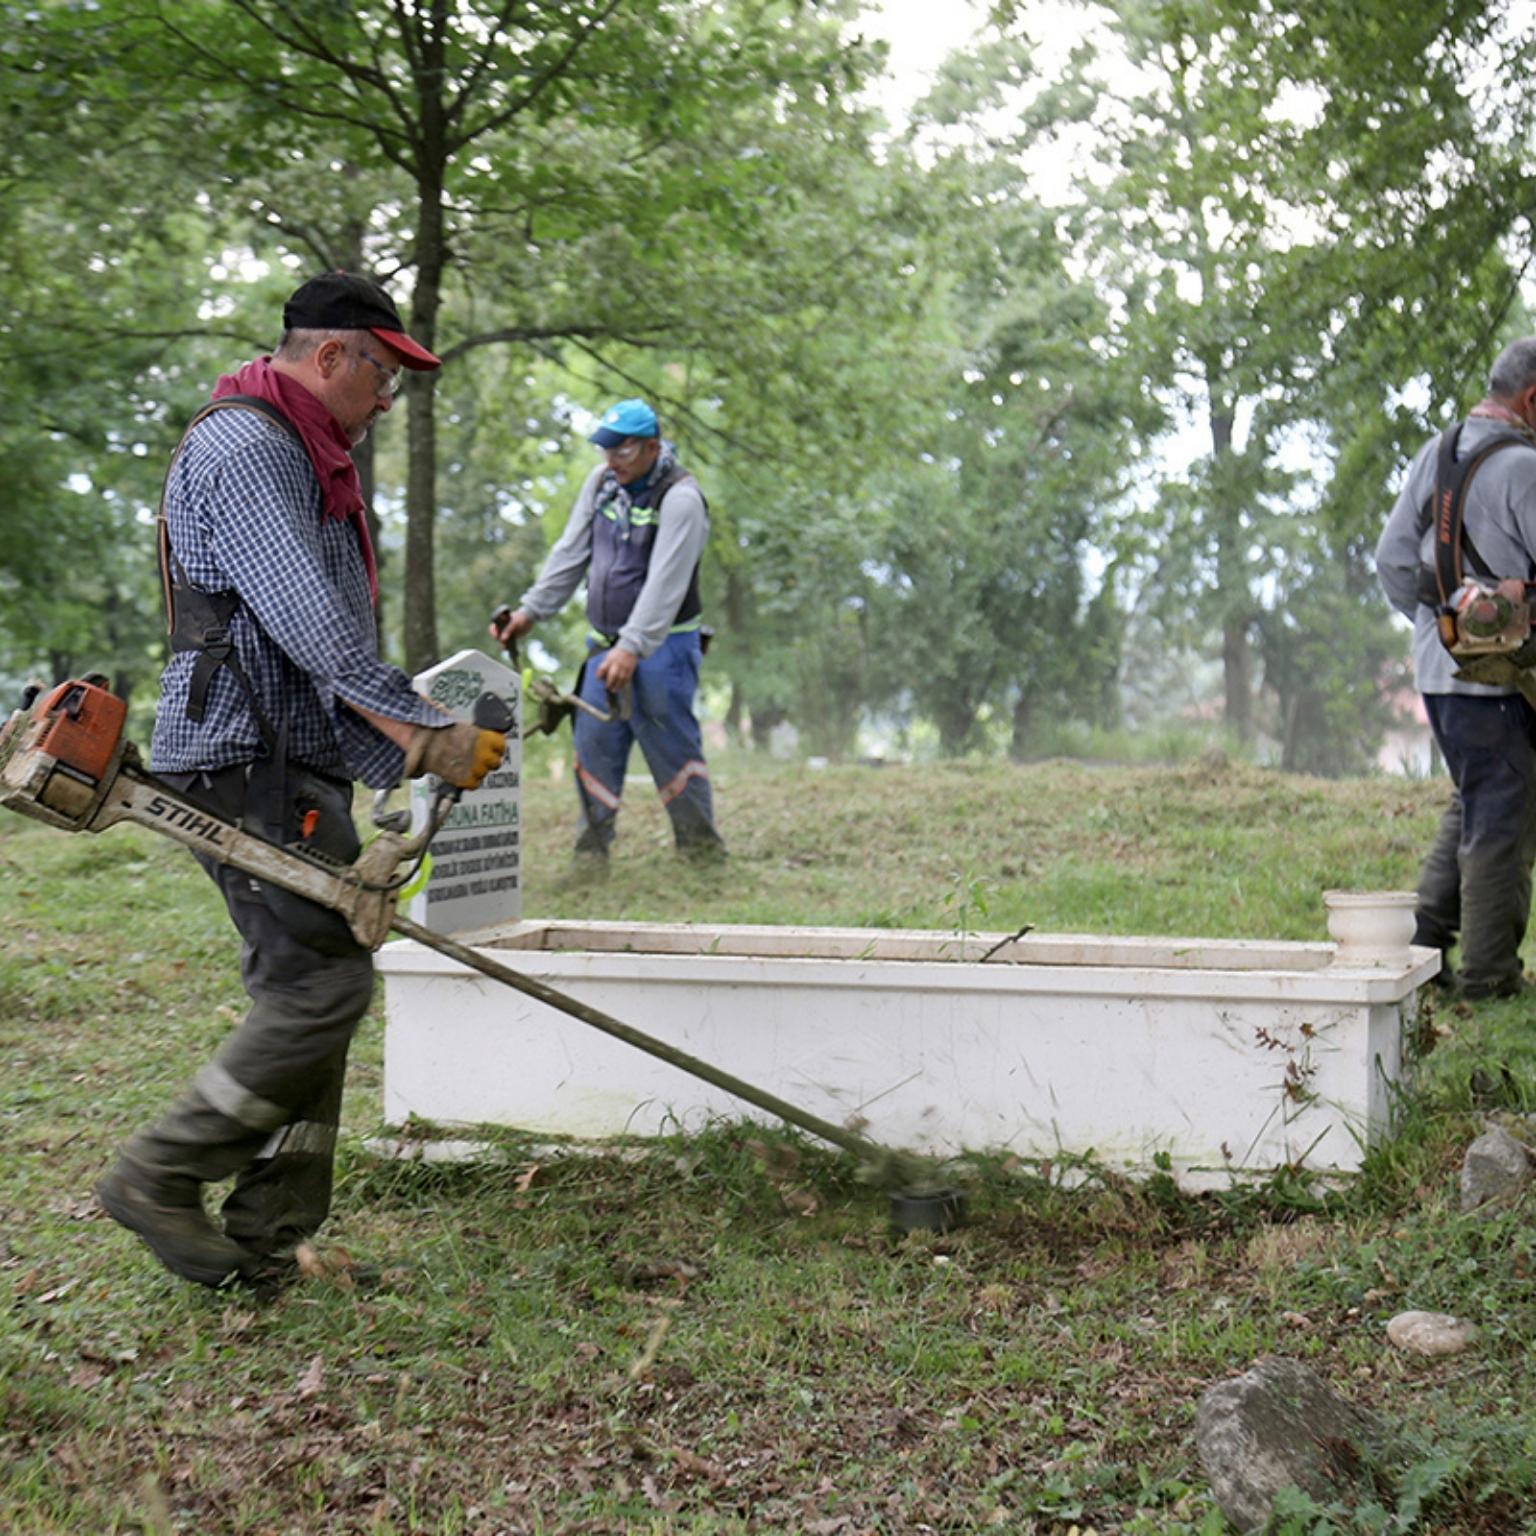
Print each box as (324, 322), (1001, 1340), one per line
(283, 271), (441, 371)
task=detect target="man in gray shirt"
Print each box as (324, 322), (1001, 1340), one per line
(1375, 336), (1536, 998)
(492, 398), (725, 861)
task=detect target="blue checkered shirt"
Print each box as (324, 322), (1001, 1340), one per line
(149, 406), (442, 788)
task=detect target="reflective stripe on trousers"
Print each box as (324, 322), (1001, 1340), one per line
(571, 629), (723, 852)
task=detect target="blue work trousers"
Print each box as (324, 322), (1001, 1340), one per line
(572, 630), (724, 855)
(1416, 692), (1536, 996)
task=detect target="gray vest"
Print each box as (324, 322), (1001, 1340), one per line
(587, 464), (704, 639)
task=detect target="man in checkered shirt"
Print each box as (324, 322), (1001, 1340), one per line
(96, 274), (506, 1292)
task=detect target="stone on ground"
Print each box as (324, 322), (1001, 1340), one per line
(1196, 1357), (1389, 1532)
(1385, 1310), (1478, 1357)
(1459, 1124), (1533, 1213)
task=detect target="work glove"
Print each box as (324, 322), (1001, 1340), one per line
(403, 721), (507, 790)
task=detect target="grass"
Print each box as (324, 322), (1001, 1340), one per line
(3, 748), (1536, 1533)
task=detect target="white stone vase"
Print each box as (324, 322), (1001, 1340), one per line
(1323, 890), (1417, 964)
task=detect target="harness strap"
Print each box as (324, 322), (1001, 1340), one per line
(157, 396), (302, 631)
(1421, 424), (1526, 599)
(157, 396), (303, 758)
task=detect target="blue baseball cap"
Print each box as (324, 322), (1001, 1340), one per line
(588, 398), (659, 447)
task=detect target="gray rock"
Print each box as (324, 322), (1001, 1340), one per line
(1386, 1310), (1478, 1357)
(1459, 1124), (1533, 1213)
(1196, 1357), (1389, 1533)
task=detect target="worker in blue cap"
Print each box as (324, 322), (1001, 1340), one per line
(492, 398), (726, 863)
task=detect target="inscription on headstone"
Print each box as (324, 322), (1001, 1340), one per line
(408, 648), (521, 934)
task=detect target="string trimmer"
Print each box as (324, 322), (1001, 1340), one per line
(0, 679), (948, 1214)
(488, 604), (634, 738)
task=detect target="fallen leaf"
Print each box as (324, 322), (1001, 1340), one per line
(294, 1242), (357, 1288)
(514, 1163), (542, 1193)
(671, 1448), (721, 1481)
(629, 1313), (673, 1381)
(78, 1343), (131, 1366)
(296, 1354), (325, 1399)
(781, 1189), (819, 1217)
(620, 1259), (700, 1287)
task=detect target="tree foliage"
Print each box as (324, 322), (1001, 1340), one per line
(8, 0), (1536, 773)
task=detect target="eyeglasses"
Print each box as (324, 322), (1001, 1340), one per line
(603, 439), (646, 462)
(356, 345), (405, 399)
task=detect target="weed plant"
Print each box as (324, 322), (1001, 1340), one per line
(2, 753), (1534, 1532)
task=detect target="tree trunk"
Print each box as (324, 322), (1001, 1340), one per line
(1223, 617), (1253, 741)
(723, 566), (747, 745)
(1009, 689), (1034, 761)
(935, 697), (977, 757)
(402, 10), (448, 675)
(336, 215), (386, 654)
(726, 680), (744, 745)
(402, 316), (442, 672)
(750, 705), (786, 753)
(102, 588), (133, 711)
(1208, 401), (1253, 742)
(356, 444), (384, 652)
(1280, 687), (1302, 772)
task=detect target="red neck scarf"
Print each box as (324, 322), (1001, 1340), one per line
(212, 357), (378, 604)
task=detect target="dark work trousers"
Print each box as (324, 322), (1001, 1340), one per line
(1415, 692), (1536, 996)
(571, 629), (724, 855)
(117, 765), (375, 1257)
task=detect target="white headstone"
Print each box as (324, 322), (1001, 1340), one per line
(406, 648), (521, 934)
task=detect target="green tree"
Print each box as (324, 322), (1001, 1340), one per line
(16, 0), (917, 678)
(0, 8), (241, 708)
(973, 0), (1536, 770)
(1214, 0), (1536, 519)
(813, 30), (1159, 759)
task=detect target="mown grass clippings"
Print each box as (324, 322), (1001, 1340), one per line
(4, 752), (1536, 1531)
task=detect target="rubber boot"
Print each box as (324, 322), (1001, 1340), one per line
(1414, 797), (1462, 987)
(668, 797), (726, 859)
(1414, 798), (1462, 949)
(95, 1162), (252, 1288)
(99, 1077), (282, 1287)
(221, 1045), (347, 1265)
(1457, 842), (1532, 999)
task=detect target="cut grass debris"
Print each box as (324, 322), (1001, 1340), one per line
(2, 752), (1535, 1532)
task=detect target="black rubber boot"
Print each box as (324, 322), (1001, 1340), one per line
(221, 1048), (347, 1262)
(94, 1165), (250, 1288)
(102, 1074), (284, 1288)
(1414, 797), (1462, 958)
(1455, 843), (1531, 1000)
